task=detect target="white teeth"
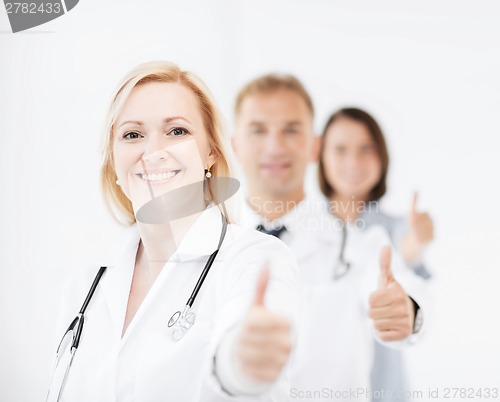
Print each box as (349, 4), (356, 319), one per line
(140, 171), (178, 181)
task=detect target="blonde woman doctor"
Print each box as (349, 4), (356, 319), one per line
(46, 61), (298, 402)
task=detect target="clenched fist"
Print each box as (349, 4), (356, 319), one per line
(369, 246), (415, 341)
(236, 265), (292, 382)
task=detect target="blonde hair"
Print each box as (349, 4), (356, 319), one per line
(100, 61), (232, 225)
(234, 73), (314, 118)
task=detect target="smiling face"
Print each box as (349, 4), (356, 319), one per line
(321, 117), (382, 201)
(233, 89), (315, 199)
(112, 82), (216, 215)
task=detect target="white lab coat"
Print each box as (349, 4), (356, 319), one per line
(239, 198), (428, 402)
(48, 206), (299, 402)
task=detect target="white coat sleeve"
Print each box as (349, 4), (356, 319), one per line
(199, 230), (299, 401)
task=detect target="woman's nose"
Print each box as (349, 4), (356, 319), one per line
(345, 153), (362, 168)
(142, 136), (169, 163)
(142, 147), (168, 163)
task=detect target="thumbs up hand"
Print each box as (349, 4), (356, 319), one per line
(369, 246), (415, 341)
(402, 192), (434, 263)
(236, 265), (292, 382)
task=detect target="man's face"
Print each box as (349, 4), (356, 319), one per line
(233, 89), (315, 198)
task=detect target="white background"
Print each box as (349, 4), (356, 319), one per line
(1, 1), (500, 401)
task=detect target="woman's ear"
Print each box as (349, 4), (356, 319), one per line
(310, 135), (322, 163)
(206, 147), (218, 168)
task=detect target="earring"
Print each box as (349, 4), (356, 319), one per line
(116, 179), (120, 186)
(205, 166), (212, 178)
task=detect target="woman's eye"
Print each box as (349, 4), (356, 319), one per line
(123, 131), (142, 139)
(169, 127), (188, 137)
(361, 145), (376, 154)
(334, 147), (346, 155)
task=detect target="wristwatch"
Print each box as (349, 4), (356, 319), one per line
(409, 297), (423, 334)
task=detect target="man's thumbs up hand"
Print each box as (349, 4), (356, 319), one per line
(369, 246), (415, 341)
(253, 264), (270, 306)
(236, 265), (292, 382)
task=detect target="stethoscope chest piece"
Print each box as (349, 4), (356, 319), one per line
(168, 306), (196, 341)
(333, 224), (351, 280)
(333, 261), (351, 280)
(168, 311), (181, 327)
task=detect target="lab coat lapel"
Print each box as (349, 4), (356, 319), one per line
(97, 226), (140, 341)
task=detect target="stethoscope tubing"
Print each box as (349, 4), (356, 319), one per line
(186, 212), (227, 307)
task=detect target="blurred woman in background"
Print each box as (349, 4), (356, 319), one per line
(318, 107), (434, 402)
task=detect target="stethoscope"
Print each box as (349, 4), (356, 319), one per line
(167, 212), (227, 341)
(46, 211), (228, 402)
(45, 266), (107, 402)
(333, 223), (351, 279)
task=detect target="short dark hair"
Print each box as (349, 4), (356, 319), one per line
(318, 107), (389, 202)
